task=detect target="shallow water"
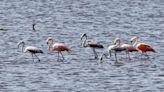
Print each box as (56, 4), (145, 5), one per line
(0, 0), (164, 92)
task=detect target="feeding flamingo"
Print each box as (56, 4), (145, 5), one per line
(130, 36), (155, 58)
(99, 37), (126, 63)
(46, 36), (70, 61)
(80, 33), (104, 59)
(17, 40), (43, 62)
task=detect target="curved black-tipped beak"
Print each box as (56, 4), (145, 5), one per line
(130, 41), (133, 44)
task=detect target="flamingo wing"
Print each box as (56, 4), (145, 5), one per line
(24, 46), (43, 53)
(88, 43), (104, 48)
(136, 43), (155, 52)
(52, 43), (70, 51)
(121, 44), (137, 52)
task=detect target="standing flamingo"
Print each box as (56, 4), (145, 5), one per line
(114, 37), (138, 60)
(99, 37), (126, 63)
(46, 36), (70, 61)
(130, 36), (155, 58)
(17, 40), (43, 62)
(80, 33), (104, 59)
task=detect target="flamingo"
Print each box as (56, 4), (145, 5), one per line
(115, 37), (138, 60)
(46, 36), (70, 61)
(17, 40), (43, 62)
(80, 33), (104, 59)
(130, 36), (155, 58)
(99, 37), (126, 63)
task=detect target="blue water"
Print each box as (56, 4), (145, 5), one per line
(0, 0), (164, 91)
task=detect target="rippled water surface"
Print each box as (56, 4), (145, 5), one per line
(0, 0), (164, 92)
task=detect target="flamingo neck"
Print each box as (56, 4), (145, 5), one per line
(48, 40), (53, 51)
(18, 43), (25, 52)
(82, 35), (87, 47)
(133, 39), (139, 47)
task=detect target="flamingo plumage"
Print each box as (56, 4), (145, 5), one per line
(130, 36), (155, 58)
(115, 37), (138, 60)
(100, 37), (126, 63)
(46, 36), (70, 61)
(17, 40), (43, 62)
(80, 33), (104, 59)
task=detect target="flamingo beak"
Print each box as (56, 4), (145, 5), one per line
(80, 35), (84, 40)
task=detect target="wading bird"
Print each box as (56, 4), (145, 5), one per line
(80, 33), (104, 59)
(46, 36), (70, 61)
(130, 36), (156, 58)
(100, 37), (126, 63)
(17, 40), (43, 62)
(115, 37), (138, 60)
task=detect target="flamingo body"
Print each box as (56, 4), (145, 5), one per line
(136, 43), (155, 53)
(87, 43), (104, 48)
(51, 43), (70, 52)
(121, 44), (137, 52)
(24, 46), (43, 53)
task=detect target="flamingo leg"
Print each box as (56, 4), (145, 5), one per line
(60, 52), (65, 60)
(34, 54), (40, 62)
(114, 52), (118, 63)
(31, 53), (34, 62)
(144, 52), (149, 59)
(126, 51), (131, 60)
(57, 52), (60, 61)
(93, 48), (98, 59)
(109, 50), (112, 57)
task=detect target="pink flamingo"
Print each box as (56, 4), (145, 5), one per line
(130, 36), (155, 58)
(46, 36), (70, 61)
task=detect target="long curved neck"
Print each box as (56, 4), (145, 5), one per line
(116, 41), (121, 46)
(48, 40), (53, 51)
(133, 38), (139, 47)
(20, 43), (25, 52)
(82, 35), (87, 47)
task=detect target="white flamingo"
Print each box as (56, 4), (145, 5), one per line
(17, 40), (43, 62)
(80, 33), (104, 59)
(99, 38), (126, 63)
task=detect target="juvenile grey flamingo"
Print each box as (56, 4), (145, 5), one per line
(17, 40), (43, 62)
(80, 33), (104, 59)
(100, 37), (126, 63)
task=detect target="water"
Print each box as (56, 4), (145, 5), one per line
(0, 0), (164, 91)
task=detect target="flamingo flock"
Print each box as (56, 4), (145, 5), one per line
(17, 33), (156, 63)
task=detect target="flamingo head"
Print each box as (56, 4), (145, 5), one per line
(130, 36), (139, 43)
(17, 40), (25, 48)
(80, 33), (87, 40)
(17, 40), (25, 52)
(114, 37), (121, 46)
(46, 36), (53, 45)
